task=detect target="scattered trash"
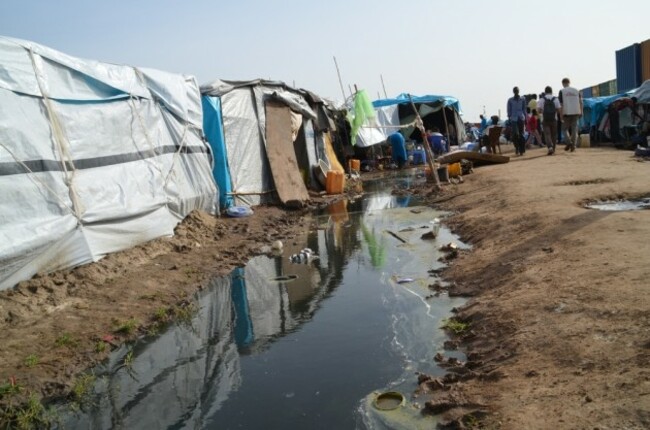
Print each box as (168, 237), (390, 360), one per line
(438, 242), (459, 262)
(272, 240), (283, 251)
(289, 248), (318, 264)
(439, 242), (458, 252)
(396, 277), (414, 284)
(226, 206), (253, 218)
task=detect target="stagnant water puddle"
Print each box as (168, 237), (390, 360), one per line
(58, 172), (468, 429)
(586, 197), (650, 211)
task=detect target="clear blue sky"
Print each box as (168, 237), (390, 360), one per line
(1, 0), (649, 121)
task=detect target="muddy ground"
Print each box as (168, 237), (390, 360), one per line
(1, 145), (649, 430)
(428, 146), (650, 429)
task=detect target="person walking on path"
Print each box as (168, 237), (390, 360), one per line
(525, 109), (543, 148)
(507, 86), (527, 155)
(559, 77), (583, 152)
(537, 86), (562, 155)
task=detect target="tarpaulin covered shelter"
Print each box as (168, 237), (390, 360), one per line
(0, 36), (217, 290)
(634, 79), (650, 104)
(355, 93), (465, 147)
(581, 86), (639, 140)
(201, 79), (343, 208)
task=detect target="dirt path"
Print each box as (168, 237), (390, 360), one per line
(434, 147), (650, 429)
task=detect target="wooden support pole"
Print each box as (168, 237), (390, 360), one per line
(408, 94), (441, 190)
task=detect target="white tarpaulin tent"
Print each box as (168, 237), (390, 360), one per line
(0, 36), (217, 290)
(201, 79), (319, 207)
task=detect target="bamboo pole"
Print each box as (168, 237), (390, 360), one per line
(332, 56), (347, 103)
(408, 94), (441, 190)
(441, 103), (451, 143)
(380, 74), (388, 98)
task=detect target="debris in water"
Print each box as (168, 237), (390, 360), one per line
(421, 231), (436, 240)
(289, 248), (318, 264)
(439, 242), (458, 252)
(272, 240), (283, 251)
(386, 230), (408, 243)
(396, 277), (415, 284)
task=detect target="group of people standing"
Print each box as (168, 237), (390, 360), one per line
(507, 78), (583, 156)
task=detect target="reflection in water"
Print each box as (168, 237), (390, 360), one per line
(60, 172), (464, 430)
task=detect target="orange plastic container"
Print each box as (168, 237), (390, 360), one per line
(349, 159), (361, 172)
(326, 170), (345, 195)
(447, 162), (461, 178)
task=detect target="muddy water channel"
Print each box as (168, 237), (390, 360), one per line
(59, 173), (467, 430)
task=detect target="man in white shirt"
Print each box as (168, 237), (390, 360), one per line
(559, 77), (583, 152)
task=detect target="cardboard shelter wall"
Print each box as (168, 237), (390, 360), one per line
(0, 36), (217, 290)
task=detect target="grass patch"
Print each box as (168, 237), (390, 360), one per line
(113, 318), (138, 335)
(95, 341), (107, 353)
(24, 355), (38, 368)
(0, 393), (55, 430)
(54, 333), (78, 348)
(153, 307), (169, 322)
(0, 379), (21, 398)
(70, 374), (96, 403)
(441, 318), (470, 335)
(171, 304), (196, 324)
(123, 350), (134, 369)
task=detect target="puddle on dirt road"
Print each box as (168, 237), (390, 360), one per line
(58, 172), (467, 430)
(586, 197), (650, 211)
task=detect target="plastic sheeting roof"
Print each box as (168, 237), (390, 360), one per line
(372, 93), (462, 114)
(0, 36), (217, 289)
(582, 87), (637, 127)
(634, 79), (650, 104)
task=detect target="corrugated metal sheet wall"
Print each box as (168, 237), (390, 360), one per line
(597, 79), (617, 97)
(581, 87), (593, 98)
(608, 79), (617, 96)
(616, 43), (641, 92)
(598, 81), (609, 96)
(592, 85), (600, 97)
(641, 39), (650, 82)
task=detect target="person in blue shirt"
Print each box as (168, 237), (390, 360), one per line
(388, 132), (407, 169)
(427, 127), (448, 156)
(479, 114), (488, 134)
(507, 86), (528, 156)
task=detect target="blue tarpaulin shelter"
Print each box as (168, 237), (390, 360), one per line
(581, 89), (636, 129)
(355, 93), (465, 147)
(201, 96), (234, 208)
(373, 93), (462, 113)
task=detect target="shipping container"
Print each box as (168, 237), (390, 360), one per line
(597, 79), (617, 97)
(598, 81), (610, 96)
(616, 43), (642, 92)
(607, 79), (617, 95)
(641, 39), (650, 82)
(581, 87), (593, 98)
(592, 85), (600, 97)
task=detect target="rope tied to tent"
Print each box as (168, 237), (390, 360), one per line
(129, 68), (165, 177)
(27, 46), (83, 222)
